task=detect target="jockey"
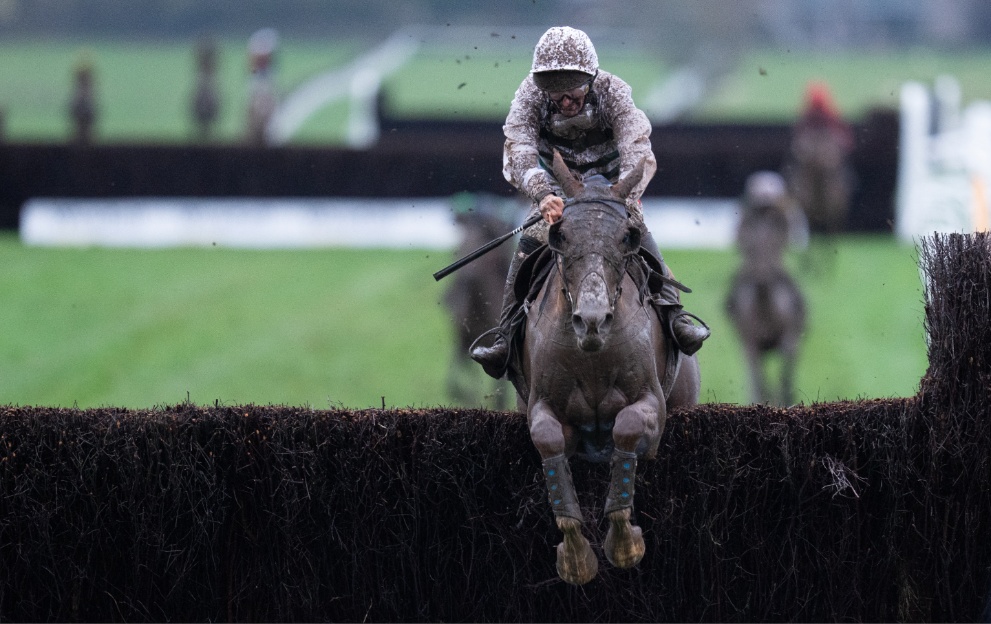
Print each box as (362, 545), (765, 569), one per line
(796, 81), (854, 152)
(739, 171), (809, 254)
(470, 26), (710, 379)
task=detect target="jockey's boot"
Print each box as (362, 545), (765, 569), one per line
(666, 305), (710, 356)
(470, 236), (539, 379)
(640, 231), (710, 356)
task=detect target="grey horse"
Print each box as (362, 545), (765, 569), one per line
(726, 171), (807, 406)
(443, 195), (515, 409)
(509, 152), (701, 585)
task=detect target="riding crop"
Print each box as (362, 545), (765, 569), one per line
(433, 213), (542, 281)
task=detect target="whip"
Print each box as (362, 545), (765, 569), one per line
(433, 213), (542, 281)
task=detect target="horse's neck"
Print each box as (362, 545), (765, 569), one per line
(534, 269), (573, 335)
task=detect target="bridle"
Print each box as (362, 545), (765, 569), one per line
(551, 200), (635, 315)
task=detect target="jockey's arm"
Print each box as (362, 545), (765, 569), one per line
(601, 76), (657, 204)
(503, 78), (562, 207)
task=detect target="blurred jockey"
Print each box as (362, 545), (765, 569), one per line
(786, 81), (855, 234)
(795, 81), (854, 153)
(470, 26), (709, 379)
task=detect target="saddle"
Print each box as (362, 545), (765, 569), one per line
(504, 243), (687, 404)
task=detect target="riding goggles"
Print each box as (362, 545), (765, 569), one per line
(547, 82), (591, 105)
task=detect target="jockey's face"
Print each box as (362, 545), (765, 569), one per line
(547, 83), (589, 117)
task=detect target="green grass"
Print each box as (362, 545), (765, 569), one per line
(381, 44), (669, 120)
(5, 37), (991, 143)
(0, 36), (668, 144)
(695, 48), (991, 122)
(671, 237), (928, 404)
(0, 233), (928, 409)
(0, 38), (361, 143)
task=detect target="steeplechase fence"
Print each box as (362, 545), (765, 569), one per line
(1, 232), (988, 622)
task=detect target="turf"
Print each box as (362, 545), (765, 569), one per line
(695, 47), (991, 122)
(672, 236), (928, 405)
(0, 233), (927, 409)
(3, 38), (991, 144)
(0, 38), (360, 143)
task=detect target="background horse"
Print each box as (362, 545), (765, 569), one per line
(785, 124), (854, 235)
(510, 153), (701, 585)
(443, 194), (515, 409)
(726, 171), (807, 406)
(784, 83), (855, 236)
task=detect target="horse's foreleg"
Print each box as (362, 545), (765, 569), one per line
(603, 450), (645, 568)
(531, 403), (597, 584)
(743, 342), (767, 404)
(542, 455), (597, 584)
(780, 335), (801, 407)
(603, 400), (659, 569)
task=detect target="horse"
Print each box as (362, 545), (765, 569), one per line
(508, 152), (701, 585)
(725, 172), (807, 406)
(443, 194), (515, 409)
(784, 122), (854, 236)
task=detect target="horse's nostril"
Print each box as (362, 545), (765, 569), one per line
(572, 314), (586, 335)
(602, 312), (614, 331)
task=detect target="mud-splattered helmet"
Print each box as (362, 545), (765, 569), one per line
(531, 26), (598, 92)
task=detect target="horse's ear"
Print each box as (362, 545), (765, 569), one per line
(622, 225), (642, 254)
(548, 220), (566, 252)
(612, 158), (647, 199)
(550, 150), (583, 198)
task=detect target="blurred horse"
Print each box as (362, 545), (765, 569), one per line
(784, 82), (855, 236)
(509, 152), (700, 585)
(726, 172), (807, 406)
(443, 194), (515, 409)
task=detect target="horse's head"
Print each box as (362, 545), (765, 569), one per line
(547, 151), (645, 351)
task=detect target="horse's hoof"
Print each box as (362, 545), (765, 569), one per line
(604, 519), (645, 569)
(556, 539), (599, 585)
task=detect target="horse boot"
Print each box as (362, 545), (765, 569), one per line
(469, 235), (541, 379)
(603, 449), (645, 569)
(542, 454), (598, 584)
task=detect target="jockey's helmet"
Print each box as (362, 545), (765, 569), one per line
(531, 26), (598, 93)
(745, 171), (787, 206)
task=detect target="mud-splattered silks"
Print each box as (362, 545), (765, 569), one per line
(503, 70), (657, 243)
